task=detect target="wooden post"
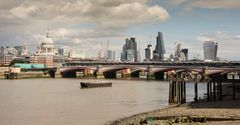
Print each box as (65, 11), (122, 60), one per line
(194, 80), (198, 102)
(213, 82), (216, 101)
(183, 81), (186, 103)
(207, 82), (210, 101)
(180, 78), (184, 104)
(169, 76), (173, 103)
(232, 75), (236, 100)
(178, 81), (181, 104)
(176, 75), (179, 104)
(173, 81), (176, 103)
(217, 82), (221, 101)
(217, 82), (220, 100)
(210, 81), (212, 101)
(219, 82), (222, 101)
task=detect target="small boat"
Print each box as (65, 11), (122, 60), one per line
(80, 81), (112, 88)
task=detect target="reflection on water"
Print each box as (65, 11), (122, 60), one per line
(0, 79), (206, 125)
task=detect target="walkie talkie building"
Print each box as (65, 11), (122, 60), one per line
(203, 41), (218, 61)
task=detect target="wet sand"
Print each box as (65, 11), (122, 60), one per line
(108, 100), (240, 125)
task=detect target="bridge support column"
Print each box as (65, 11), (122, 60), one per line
(96, 65), (104, 79)
(84, 69), (94, 77)
(147, 65), (155, 80)
(48, 69), (56, 78)
(122, 68), (130, 78)
(55, 67), (62, 78)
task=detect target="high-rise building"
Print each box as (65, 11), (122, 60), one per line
(154, 32), (165, 60)
(107, 50), (115, 61)
(121, 38), (138, 62)
(203, 41), (218, 61)
(58, 48), (64, 56)
(145, 44), (153, 61)
(181, 48), (188, 61)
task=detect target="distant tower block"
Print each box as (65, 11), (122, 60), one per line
(145, 44), (153, 61)
(181, 49), (188, 61)
(154, 32), (166, 60)
(203, 41), (218, 61)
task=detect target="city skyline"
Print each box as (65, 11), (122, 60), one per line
(0, 0), (240, 60)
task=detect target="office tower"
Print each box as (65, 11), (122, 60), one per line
(107, 50), (115, 61)
(154, 32), (166, 60)
(145, 44), (153, 61)
(203, 41), (218, 61)
(121, 38), (138, 62)
(58, 48), (64, 56)
(181, 48), (188, 61)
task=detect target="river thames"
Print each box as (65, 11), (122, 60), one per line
(0, 79), (206, 125)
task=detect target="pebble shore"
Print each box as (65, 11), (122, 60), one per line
(108, 100), (240, 125)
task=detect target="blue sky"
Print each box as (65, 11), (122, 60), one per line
(0, 0), (240, 60)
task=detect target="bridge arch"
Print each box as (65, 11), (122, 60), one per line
(60, 66), (95, 78)
(102, 67), (130, 78)
(130, 68), (147, 78)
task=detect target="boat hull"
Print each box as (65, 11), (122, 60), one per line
(80, 82), (112, 88)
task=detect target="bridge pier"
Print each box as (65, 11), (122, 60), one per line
(147, 65), (155, 80)
(48, 69), (56, 78)
(54, 67), (62, 78)
(95, 65), (104, 79)
(84, 69), (94, 77)
(122, 69), (130, 78)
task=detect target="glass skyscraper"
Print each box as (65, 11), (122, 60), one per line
(203, 41), (218, 61)
(121, 38), (138, 62)
(154, 32), (166, 60)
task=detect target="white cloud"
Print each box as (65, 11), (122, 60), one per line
(0, 0), (170, 57)
(164, 0), (240, 14)
(10, 4), (37, 18)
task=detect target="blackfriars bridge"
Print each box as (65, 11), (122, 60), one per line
(60, 61), (240, 79)
(60, 61), (240, 104)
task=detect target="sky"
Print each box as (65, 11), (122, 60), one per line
(0, 0), (240, 60)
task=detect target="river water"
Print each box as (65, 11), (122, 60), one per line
(0, 79), (206, 125)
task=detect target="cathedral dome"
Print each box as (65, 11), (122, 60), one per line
(35, 30), (56, 56)
(42, 37), (54, 44)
